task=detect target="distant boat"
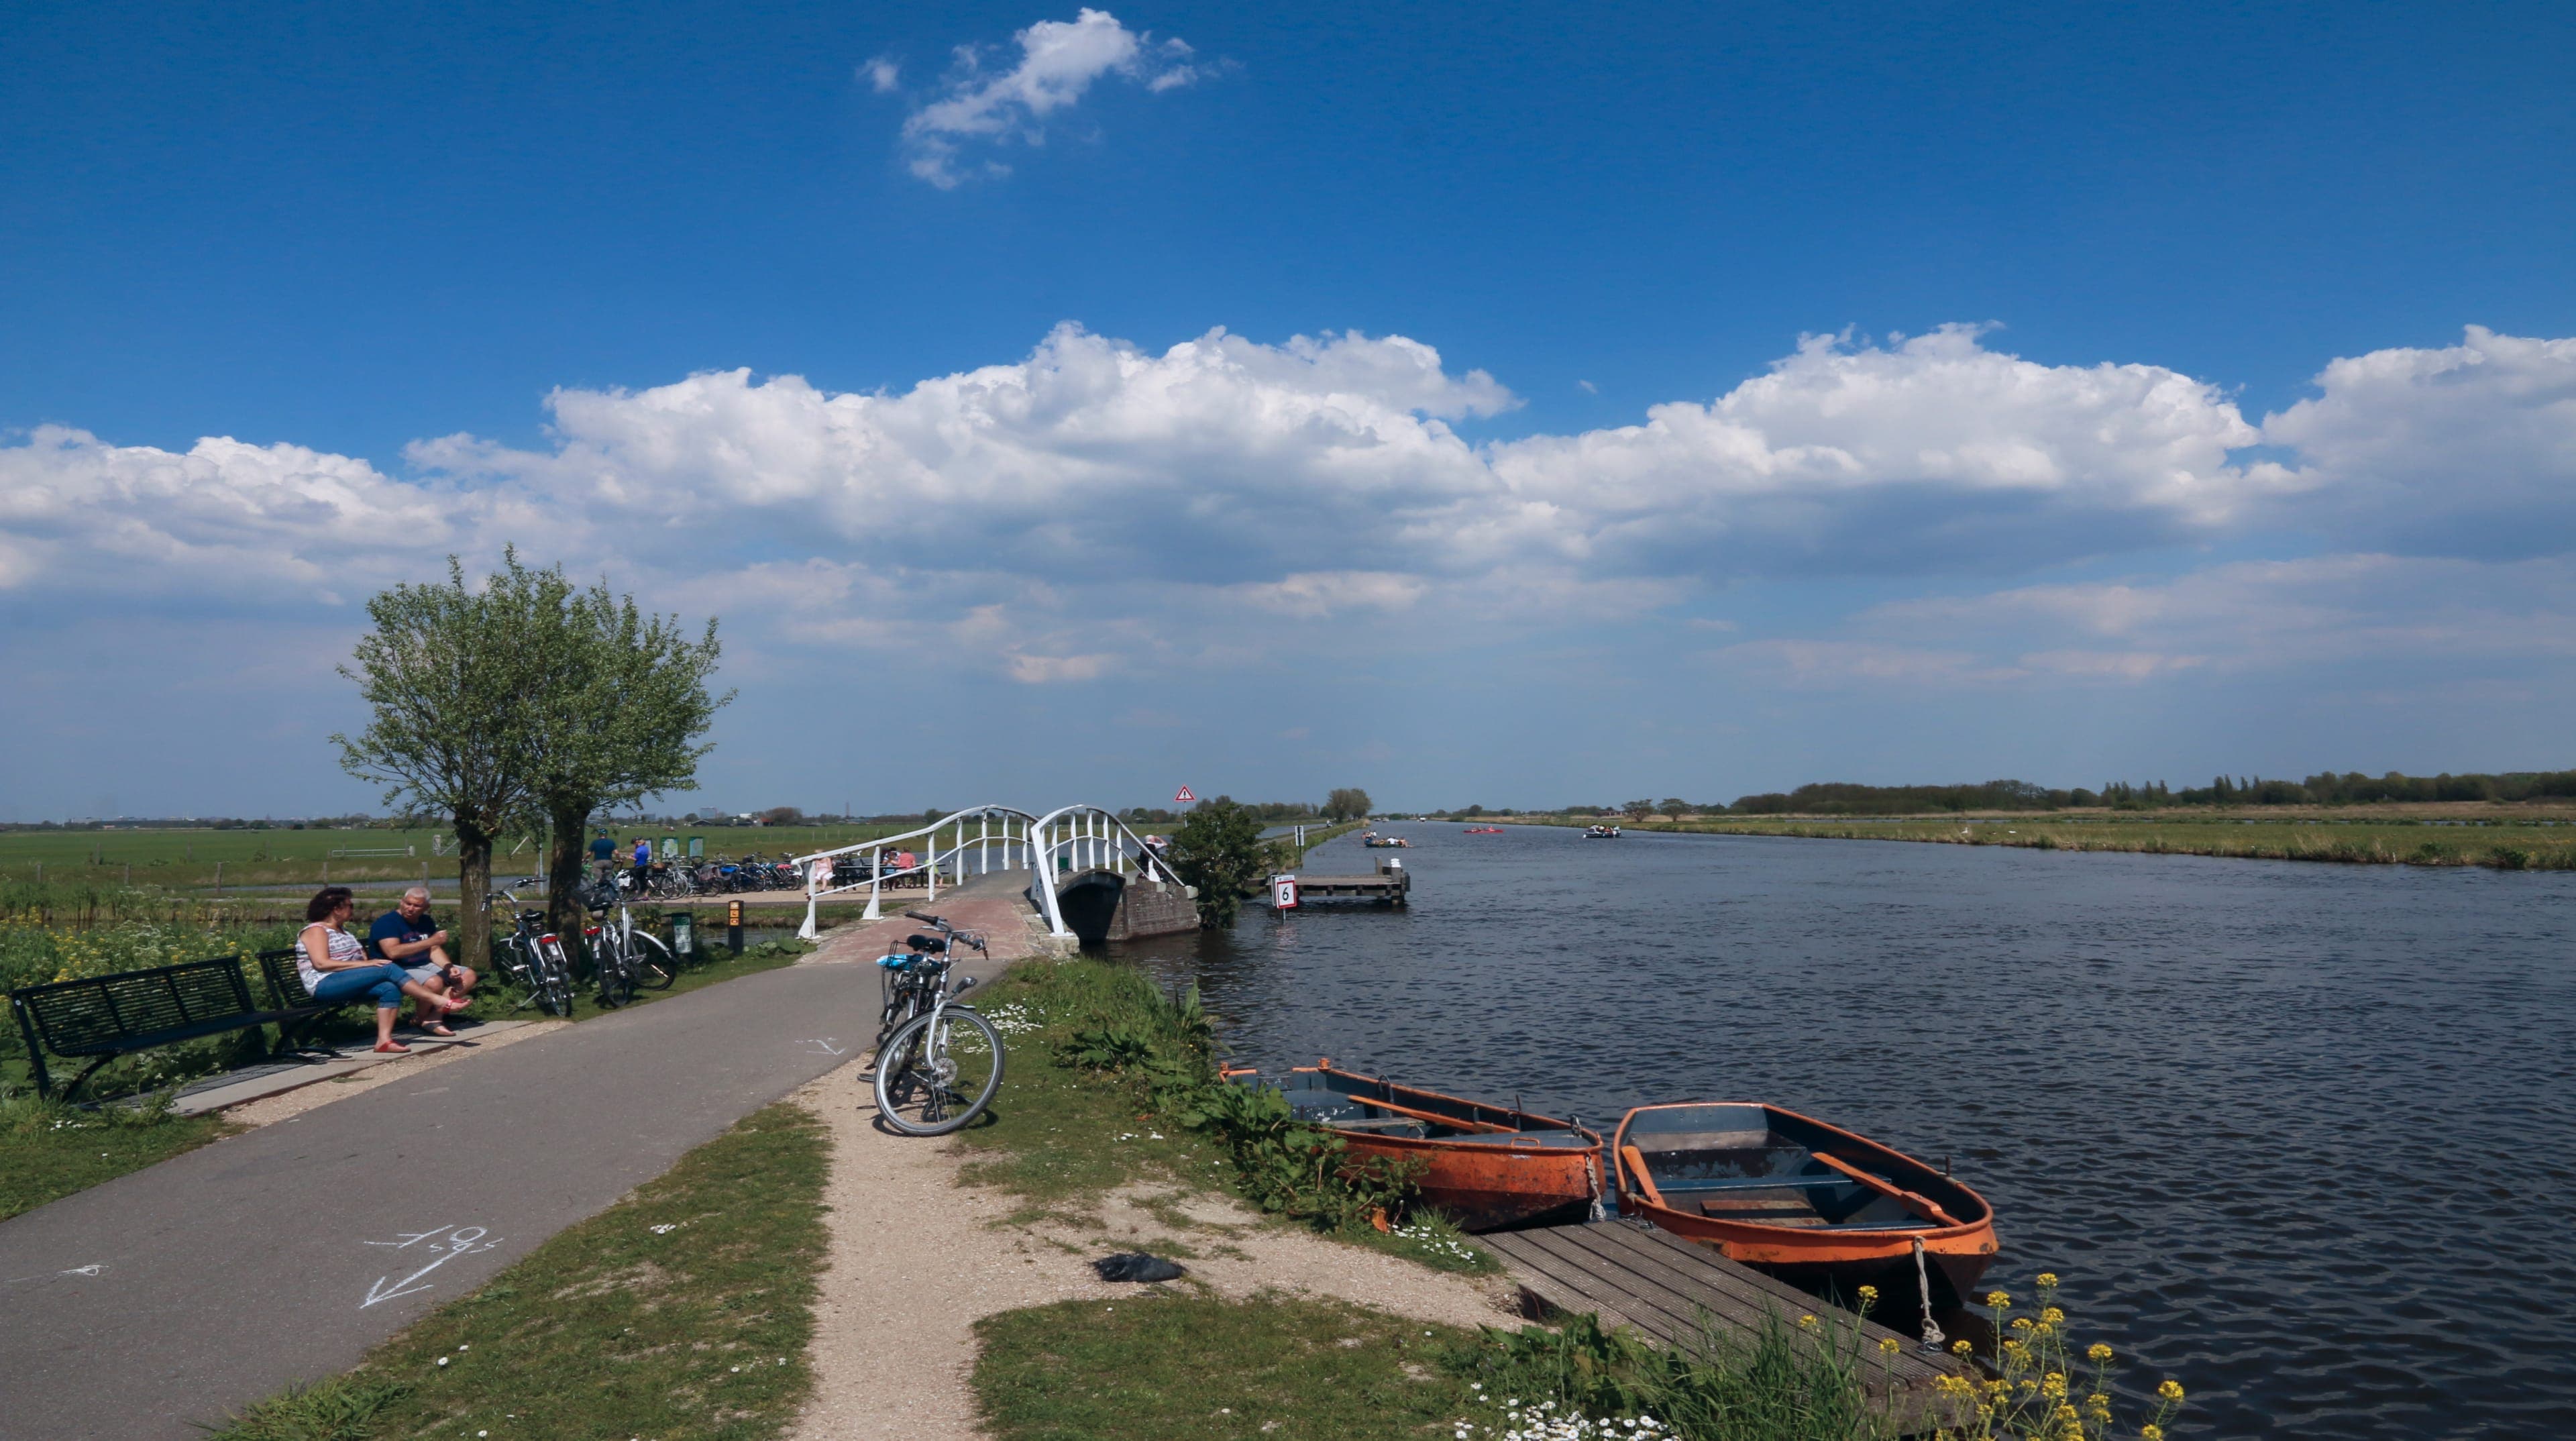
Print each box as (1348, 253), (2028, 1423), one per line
(1611, 1102), (1998, 1305)
(1228, 1061), (1605, 1231)
(1464, 826), (1505, 834)
(1363, 835), (1413, 847)
(1584, 824), (1622, 839)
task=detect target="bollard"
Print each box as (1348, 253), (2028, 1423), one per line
(727, 899), (745, 955)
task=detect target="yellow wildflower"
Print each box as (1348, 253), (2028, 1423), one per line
(1951, 1340), (1973, 1356)
(2158, 1380), (2186, 1403)
(1857, 1284), (1879, 1306)
(2087, 1342), (2114, 1363)
(2142, 1428), (2164, 1441)
(1879, 1337), (1900, 1355)
(2041, 1306), (2065, 1324)
(2036, 1271), (2059, 1287)
(2012, 1316), (2035, 1332)
(1796, 1314), (1818, 1329)
(1987, 1291), (2011, 1309)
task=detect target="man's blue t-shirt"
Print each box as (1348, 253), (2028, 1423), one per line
(590, 834), (615, 861)
(368, 910), (437, 962)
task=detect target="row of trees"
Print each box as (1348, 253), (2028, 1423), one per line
(1437, 768), (2576, 820)
(335, 553), (727, 966)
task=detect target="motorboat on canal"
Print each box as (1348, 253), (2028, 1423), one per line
(1227, 1060), (1605, 1230)
(1584, 824), (1622, 839)
(1464, 826), (1505, 834)
(1362, 833), (1413, 847)
(1611, 1102), (1997, 1305)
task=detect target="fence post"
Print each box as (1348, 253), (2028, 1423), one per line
(863, 847), (882, 921)
(211, 861), (220, 896)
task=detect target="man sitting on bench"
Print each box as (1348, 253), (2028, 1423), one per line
(303, 888), (470, 1054)
(370, 886), (479, 1037)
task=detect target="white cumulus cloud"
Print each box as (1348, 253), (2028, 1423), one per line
(894, 9), (1203, 187)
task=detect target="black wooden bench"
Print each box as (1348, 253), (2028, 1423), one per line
(7, 955), (321, 1102)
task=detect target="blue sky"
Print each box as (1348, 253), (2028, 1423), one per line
(3, 1), (2573, 818)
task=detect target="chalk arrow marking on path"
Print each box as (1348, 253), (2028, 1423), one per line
(802, 1038), (845, 1055)
(361, 1225), (498, 1309)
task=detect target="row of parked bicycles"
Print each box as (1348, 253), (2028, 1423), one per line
(622, 852), (808, 898)
(485, 878), (682, 1018)
(485, 880), (1004, 1136)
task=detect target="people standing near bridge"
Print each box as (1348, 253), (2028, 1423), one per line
(370, 886), (478, 1036)
(299, 887), (469, 1055)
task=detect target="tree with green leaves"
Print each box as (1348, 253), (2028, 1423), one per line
(1658, 798), (1690, 818)
(529, 580), (728, 932)
(1323, 787), (1373, 822)
(1169, 796), (1267, 929)
(1622, 798), (1656, 821)
(335, 553), (567, 969)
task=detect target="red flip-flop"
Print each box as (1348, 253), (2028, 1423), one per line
(373, 1040), (412, 1054)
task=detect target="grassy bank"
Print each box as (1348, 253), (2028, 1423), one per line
(956, 958), (1491, 1273)
(205, 1100), (828, 1441)
(976, 1293), (1478, 1441)
(0, 1091), (237, 1221)
(1509, 811), (2576, 870)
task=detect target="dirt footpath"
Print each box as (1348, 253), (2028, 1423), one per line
(786, 1058), (1513, 1441)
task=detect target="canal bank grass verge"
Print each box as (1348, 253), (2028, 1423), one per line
(955, 957), (1497, 1275)
(974, 1291), (1478, 1441)
(203, 1100), (828, 1441)
(1518, 812), (2576, 870)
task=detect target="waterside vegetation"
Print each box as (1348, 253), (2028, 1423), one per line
(1517, 811), (2576, 870)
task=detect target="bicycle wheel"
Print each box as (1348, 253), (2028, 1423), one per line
(873, 1007), (1004, 1136)
(627, 930), (677, 990)
(534, 935), (578, 1017)
(592, 932), (633, 1008)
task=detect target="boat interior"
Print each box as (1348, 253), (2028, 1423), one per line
(1619, 1103), (1976, 1230)
(1258, 1067), (1598, 1149)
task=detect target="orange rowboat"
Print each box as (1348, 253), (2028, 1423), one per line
(1612, 1102), (1998, 1305)
(1226, 1060), (1605, 1231)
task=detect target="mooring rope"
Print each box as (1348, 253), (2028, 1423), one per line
(1911, 1237), (1947, 1349)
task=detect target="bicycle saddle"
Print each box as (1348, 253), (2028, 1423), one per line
(905, 934), (947, 953)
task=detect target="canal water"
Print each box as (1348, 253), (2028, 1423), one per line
(1115, 822), (2576, 1440)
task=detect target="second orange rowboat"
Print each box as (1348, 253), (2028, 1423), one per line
(1226, 1060), (1605, 1231)
(1612, 1102), (1999, 1305)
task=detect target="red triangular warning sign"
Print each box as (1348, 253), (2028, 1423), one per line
(1174, 786), (1195, 804)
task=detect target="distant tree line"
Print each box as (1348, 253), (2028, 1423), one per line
(1420, 768), (2576, 819)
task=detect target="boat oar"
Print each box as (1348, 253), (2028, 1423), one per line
(1813, 1153), (1961, 1227)
(1619, 1144), (1666, 1208)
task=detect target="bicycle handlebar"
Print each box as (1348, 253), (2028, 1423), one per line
(904, 910), (939, 924)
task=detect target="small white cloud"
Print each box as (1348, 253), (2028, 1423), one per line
(897, 9), (1203, 187)
(1576, 380), (1597, 394)
(1006, 650), (1113, 683)
(862, 56), (902, 93)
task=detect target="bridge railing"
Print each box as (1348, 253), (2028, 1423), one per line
(1024, 804), (1191, 939)
(789, 806), (1041, 939)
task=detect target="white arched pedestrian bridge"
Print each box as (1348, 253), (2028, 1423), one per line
(788, 804), (1190, 943)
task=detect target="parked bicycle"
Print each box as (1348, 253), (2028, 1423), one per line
(871, 910), (1004, 1136)
(486, 881), (577, 1017)
(575, 877), (678, 1008)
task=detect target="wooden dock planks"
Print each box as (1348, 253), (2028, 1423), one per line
(1479, 1221), (1966, 1430)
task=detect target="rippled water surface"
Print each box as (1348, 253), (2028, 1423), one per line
(1116, 824), (2576, 1440)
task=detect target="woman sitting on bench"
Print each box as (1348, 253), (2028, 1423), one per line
(299, 887), (470, 1055)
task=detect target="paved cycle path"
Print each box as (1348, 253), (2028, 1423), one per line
(0, 957), (914, 1441)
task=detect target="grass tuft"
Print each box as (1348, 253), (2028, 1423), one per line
(974, 1292), (1476, 1441)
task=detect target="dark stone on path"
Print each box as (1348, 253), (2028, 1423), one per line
(1091, 1251), (1186, 1283)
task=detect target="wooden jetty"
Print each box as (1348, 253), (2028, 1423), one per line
(1481, 1220), (1966, 1432)
(1277, 863), (1411, 906)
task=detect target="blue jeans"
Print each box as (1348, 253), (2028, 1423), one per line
(311, 963), (411, 1009)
